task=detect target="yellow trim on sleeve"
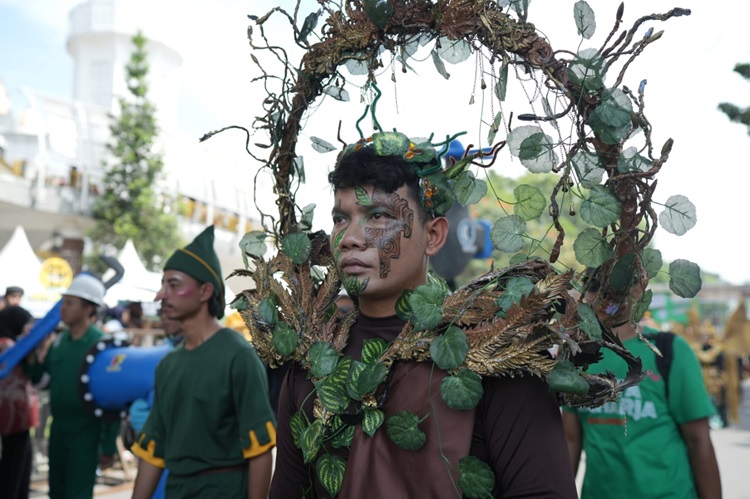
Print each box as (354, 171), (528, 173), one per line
(131, 435), (166, 468)
(242, 421), (277, 459)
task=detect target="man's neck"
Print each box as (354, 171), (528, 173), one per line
(68, 321), (90, 340)
(357, 298), (398, 318)
(180, 312), (222, 350)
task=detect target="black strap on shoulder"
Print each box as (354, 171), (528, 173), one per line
(644, 331), (676, 400)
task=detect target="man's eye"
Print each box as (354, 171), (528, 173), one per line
(371, 212), (392, 221)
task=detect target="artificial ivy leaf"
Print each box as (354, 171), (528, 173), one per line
(574, 0), (596, 39)
(631, 289), (653, 323)
(436, 37), (471, 64)
(408, 282), (447, 331)
(300, 419), (324, 464)
(567, 48), (605, 92)
(282, 232), (312, 264)
(490, 215), (526, 253)
(355, 185), (372, 206)
(229, 294), (248, 311)
(428, 270), (451, 297)
(580, 185), (621, 227)
(297, 10), (320, 45)
(429, 326), (468, 370)
(642, 248), (663, 279)
(488, 111), (503, 143)
(386, 411), (426, 450)
(372, 131), (410, 156)
(311, 136), (337, 153)
(362, 408), (385, 437)
(351, 361), (388, 397)
(547, 360), (589, 394)
(293, 156), (306, 184)
(440, 369), (483, 410)
(609, 253), (637, 292)
(495, 63), (509, 102)
(290, 410), (305, 448)
(346, 361), (367, 401)
(308, 341), (340, 378)
(513, 184), (546, 221)
(542, 96), (559, 131)
(330, 416), (355, 448)
(258, 297), (279, 325)
(239, 230), (268, 264)
(454, 171), (488, 206)
(273, 322), (298, 356)
(300, 203), (316, 232)
(573, 228), (613, 267)
(589, 88), (633, 145)
(323, 85), (350, 102)
(361, 338), (388, 364)
(344, 55), (368, 76)
(669, 259), (702, 298)
(617, 146), (652, 173)
(458, 456), (496, 499)
(395, 289), (413, 321)
(431, 48), (451, 79)
(421, 172), (454, 216)
(509, 252), (531, 265)
(495, 276), (535, 312)
(507, 125), (557, 173)
(572, 150), (605, 188)
(316, 357), (352, 412)
(659, 195), (697, 236)
(363, 0), (393, 29)
(316, 455), (346, 497)
(577, 303), (602, 340)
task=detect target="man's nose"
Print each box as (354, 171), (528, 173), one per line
(338, 223), (367, 250)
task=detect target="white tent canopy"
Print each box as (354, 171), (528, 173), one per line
(103, 239), (162, 307)
(0, 225), (44, 296)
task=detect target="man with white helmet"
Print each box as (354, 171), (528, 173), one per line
(25, 273), (120, 499)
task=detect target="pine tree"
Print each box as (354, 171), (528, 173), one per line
(90, 30), (181, 271)
(718, 63), (750, 133)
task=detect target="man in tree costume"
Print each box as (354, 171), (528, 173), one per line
(131, 226), (276, 499)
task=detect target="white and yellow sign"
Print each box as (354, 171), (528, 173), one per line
(39, 257), (74, 289)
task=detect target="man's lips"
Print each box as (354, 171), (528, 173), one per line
(339, 258), (370, 273)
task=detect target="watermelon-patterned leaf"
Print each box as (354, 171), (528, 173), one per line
(362, 408), (385, 437)
(361, 338), (388, 364)
(290, 410), (306, 449)
(300, 419), (324, 464)
(316, 454), (347, 497)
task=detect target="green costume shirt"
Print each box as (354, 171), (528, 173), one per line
(564, 334), (715, 499)
(132, 328), (276, 478)
(25, 324), (120, 498)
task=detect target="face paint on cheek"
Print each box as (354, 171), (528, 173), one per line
(365, 190), (414, 278)
(332, 226), (348, 265)
(174, 285), (196, 298)
(342, 275), (369, 296)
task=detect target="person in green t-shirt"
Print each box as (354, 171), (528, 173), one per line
(562, 270), (721, 499)
(25, 273), (120, 499)
(130, 226), (276, 499)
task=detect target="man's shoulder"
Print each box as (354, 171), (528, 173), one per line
(215, 327), (253, 347)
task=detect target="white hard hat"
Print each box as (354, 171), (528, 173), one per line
(64, 274), (106, 307)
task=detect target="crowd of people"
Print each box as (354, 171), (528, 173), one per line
(0, 142), (742, 499)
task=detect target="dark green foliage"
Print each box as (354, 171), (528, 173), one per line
(719, 63), (750, 134)
(89, 31), (181, 271)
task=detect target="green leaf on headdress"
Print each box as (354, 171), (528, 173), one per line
(572, 150), (605, 188)
(315, 357), (351, 412)
(459, 456), (496, 499)
(362, 408), (385, 437)
(508, 125), (558, 173)
(308, 341), (340, 378)
(547, 360), (589, 394)
(669, 259), (702, 298)
(632, 289), (653, 323)
(436, 37), (471, 64)
(410, 140), (438, 163)
(282, 232), (312, 264)
(589, 88), (633, 145)
(430, 326), (468, 370)
(573, 228), (613, 267)
(488, 111), (503, 143)
(495, 63), (508, 102)
(617, 146), (652, 173)
(422, 172), (454, 216)
(408, 282), (447, 331)
(355, 185), (372, 206)
(323, 85), (350, 102)
(386, 411), (426, 450)
(290, 410), (305, 448)
(431, 48), (451, 79)
(330, 416), (355, 448)
(363, 0), (393, 29)
(372, 132), (410, 156)
(610, 253), (637, 292)
(316, 455), (346, 497)
(577, 303), (602, 340)
(574, 1), (597, 39)
(273, 322), (298, 356)
(568, 48), (605, 92)
(454, 171), (488, 206)
(299, 203), (316, 232)
(490, 215), (526, 253)
(513, 184), (546, 221)
(347, 360), (387, 398)
(440, 369), (483, 410)
(580, 186), (621, 228)
(642, 248), (663, 279)
(659, 195), (697, 236)
(495, 276), (535, 313)
(239, 231), (268, 265)
(361, 338), (388, 364)
(300, 418), (324, 463)
(258, 297), (279, 325)
(310, 136), (337, 153)
(395, 289), (414, 321)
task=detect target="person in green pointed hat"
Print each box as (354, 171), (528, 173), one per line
(131, 225), (276, 499)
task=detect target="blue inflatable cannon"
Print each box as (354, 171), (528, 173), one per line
(79, 338), (171, 420)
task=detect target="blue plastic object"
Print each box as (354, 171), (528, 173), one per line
(0, 300), (61, 380)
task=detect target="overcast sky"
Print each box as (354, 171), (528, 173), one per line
(1, 0), (750, 285)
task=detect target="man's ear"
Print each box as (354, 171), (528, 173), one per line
(199, 282), (215, 303)
(424, 216), (449, 257)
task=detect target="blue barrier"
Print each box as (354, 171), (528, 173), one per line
(0, 301), (61, 380)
